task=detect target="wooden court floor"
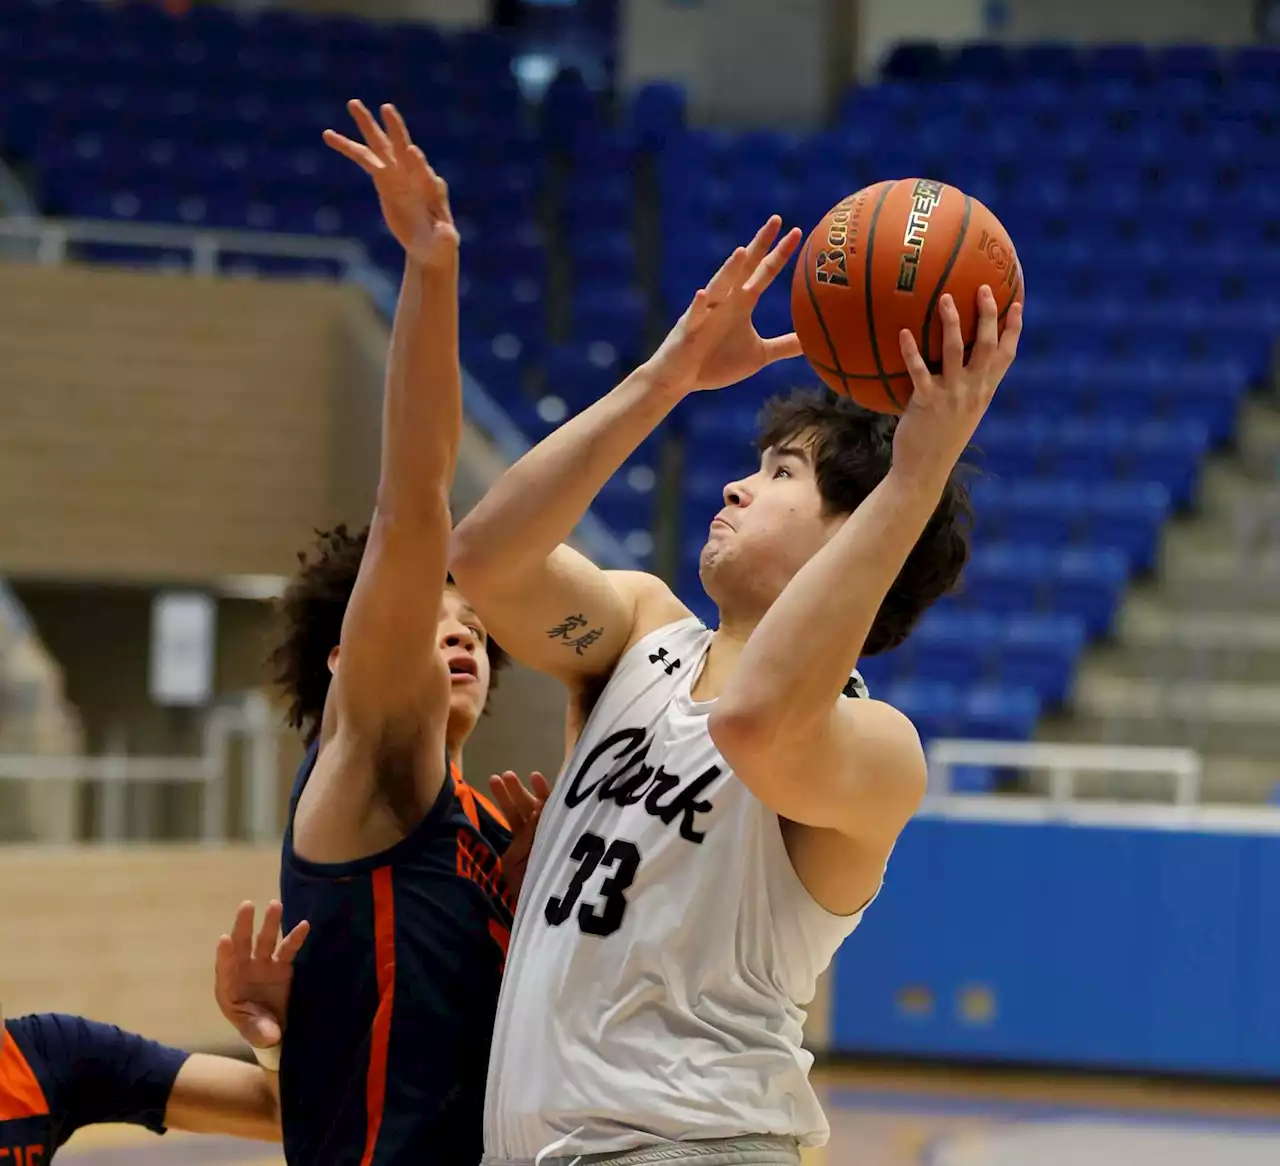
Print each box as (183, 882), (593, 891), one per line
(58, 1063), (1280, 1166)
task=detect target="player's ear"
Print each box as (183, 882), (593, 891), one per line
(327, 646), (340, 675)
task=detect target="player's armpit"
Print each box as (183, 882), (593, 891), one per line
(163, 1054), (280, 1142)
(709, 696), (926, 856)
(451, 543), (688, 687)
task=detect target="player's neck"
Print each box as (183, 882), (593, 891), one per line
(689, 623), (752, 703)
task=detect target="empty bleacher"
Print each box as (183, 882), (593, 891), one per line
(4, 0), (1277, 751)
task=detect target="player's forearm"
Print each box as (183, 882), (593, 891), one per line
(164, 1054), (281, 1142)
(376, 256), (461, 525)
(715, 465), (948, 735)
(451, 365), (682, 581)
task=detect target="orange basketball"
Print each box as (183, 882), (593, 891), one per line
(790, 179), (1025, 414)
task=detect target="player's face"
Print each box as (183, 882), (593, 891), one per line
(699, 438), (843, 616)
(439, 587), (492, 745)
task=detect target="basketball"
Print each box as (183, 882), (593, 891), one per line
(790, 179), (1025, 414)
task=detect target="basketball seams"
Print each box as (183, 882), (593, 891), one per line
(801, 230), (854, 392)
(804, 357), (913, 381)
(862, 180), (901, 411)
(920, 192), (974, 375)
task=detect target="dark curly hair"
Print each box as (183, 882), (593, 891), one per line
(267, 524), (509, 745)
(755, 389), (974, 656)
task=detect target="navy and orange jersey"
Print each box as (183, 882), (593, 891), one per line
(0, 1013), (189, 1163)
(279, 741), (514, 1166)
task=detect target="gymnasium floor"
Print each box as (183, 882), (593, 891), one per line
(58, 1064), (1280, 1165)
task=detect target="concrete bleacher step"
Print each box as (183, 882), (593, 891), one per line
(1101, 596), (1280, 684)
(1063, 665), (1280, 760)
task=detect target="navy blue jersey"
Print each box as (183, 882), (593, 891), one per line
(0, 1013), (189, 1163)
(279, 742), (514, 1166)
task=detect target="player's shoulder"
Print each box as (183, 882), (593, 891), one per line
(604, 570), (695, 646)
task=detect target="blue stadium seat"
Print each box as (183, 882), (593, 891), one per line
(997, 615), (1085, 706)
(543, 342), (622, 413)
(570, 230), (638, 285)
(908, 611), (1002, 688)
(1047, 548), (1129, 637)
(885, 681), (961, 742)
(571, 286), (647, 361)
(963, 544), (1049, 613)
(960, 685), (1042, 741)
(629, 82), (686, 149)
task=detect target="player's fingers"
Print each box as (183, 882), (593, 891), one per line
(938, 294), (965, 385)
(230, 900), (256, 955)
(761, 332), (804, 364)
(969, 285), (1000, 379)
(276, 919), (311, 963)
(703, 247), (749, 304)
(253, 900), (283, 962)
(741, 215), (783, 270)
(417, 150), (454, 223)
(347, 98), (393, 160)
(899, 328), (934, 398)
(528, 771), (552, 802)
(381, 103), (413, 158)
(683, 287), (713, 330)
(215, 934), (234, 975)
(743, 227), (802, 298)
(995, 300), (1024, 376)
(321, 130), (382, 175)
(489, 771), (526, 822)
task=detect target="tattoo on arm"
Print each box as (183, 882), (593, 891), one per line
(546, 614), (603, 655)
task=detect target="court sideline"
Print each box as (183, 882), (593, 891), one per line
(57, 1064), (1280, 1165)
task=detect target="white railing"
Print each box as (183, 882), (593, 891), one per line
(916, 739), (1280, 833)
(0, 214), (641, 572)
(0, 692), (282, 845)
(0, 214), (367, 275)
(926, 739), (1203, 808)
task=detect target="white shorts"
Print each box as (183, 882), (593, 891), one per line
(483, 1135), (801, 1166)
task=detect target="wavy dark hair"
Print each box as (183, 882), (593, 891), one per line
(755, 389), (974, 655)
(267, 524), (509, 744)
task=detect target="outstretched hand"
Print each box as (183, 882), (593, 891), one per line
(214, 900), (309, 1052)
(323, 99), (458, 270)
(894, 285), (1023, 485)
(490, 770), (552, 903)
(644, 216), (803, 396)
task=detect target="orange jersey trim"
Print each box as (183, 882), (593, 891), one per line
(358, 867), (397, 1166)
(452, 768), (510, 833)
(0, 1031), (48, 1121)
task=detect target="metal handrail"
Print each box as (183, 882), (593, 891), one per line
(925, 738), (1203, 807)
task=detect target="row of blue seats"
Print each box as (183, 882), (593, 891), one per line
(846, 80), (1280, 121)
(957, 547), (1129, 637)
(671, 525), (1129, 637)
(878, 680), (1042, 743)
(881, 40), (1280, 82)
(973, 420), (1206, 506)
(866, 613), (1087, 706)
(0, 2), (505, 58)
(968, 480), (1169, 570)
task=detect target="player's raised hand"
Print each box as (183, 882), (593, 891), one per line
(644, 216), (804, 395)
(490, 770), (552, 903)
(323, 99), (458, 270)
(894, 285), (1022, 485)
(214, 899), (309, 1052)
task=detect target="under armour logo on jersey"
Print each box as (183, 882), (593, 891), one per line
(649, 647), (681, 675)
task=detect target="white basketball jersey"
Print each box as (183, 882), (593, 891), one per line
(483, 617), (873, 1161)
